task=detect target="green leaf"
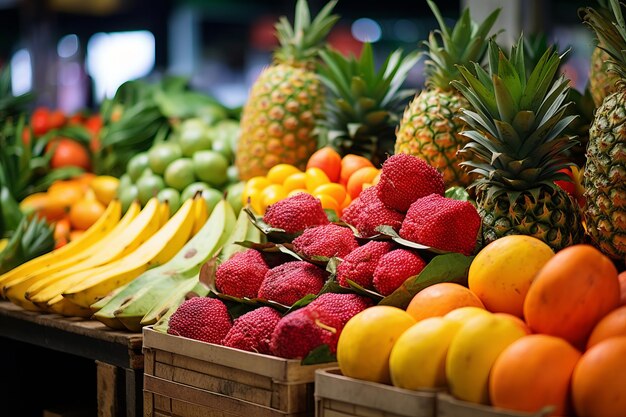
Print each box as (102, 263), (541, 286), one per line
(445, 186), (471, 201)
(301, 344), (336, 365)
(346, 279), (385, 302)
(376, 225), (449, 254)
(379, 253), (474, 309)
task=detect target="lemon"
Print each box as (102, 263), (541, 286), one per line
(283, 172), (308, 192)
(444, 306), (491, 325)
(389, 317), (461, 390)
(305, 167), (330, 191)
(261, 184), (287, 211)
(337, 306), (415, 384)
(267, 164), (301, 184)
(90, 176), (120, 206)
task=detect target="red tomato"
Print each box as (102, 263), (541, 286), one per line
(68, 113), (85, 125)
(48, 139), (91, 171)
(84, 115), (103, 134)
(48, 110), (67, 130)
(31, 107), (50, 136)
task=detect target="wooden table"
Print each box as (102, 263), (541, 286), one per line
(0, 300), (143, 417)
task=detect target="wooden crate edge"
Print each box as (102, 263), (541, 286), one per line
(436, 393), (554, 417)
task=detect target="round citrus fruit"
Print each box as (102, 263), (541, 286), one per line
(148, 143), (183, 175)
(136, 174), (166, 206)
(90, 176), (119, 206)
(48, 139), (91, 170)
(305, 167), (330, 191)
(54, 217), (71, 241)
(389, 317), (461, 390)
(469, 235), (554, 317)
(572, 337), (626, 417)
(283, 172), (308, 192)
(266, 164), (301, 185)
(339, 154), (374, 185)
(313, 183), (347, 206)
(444, 306), (491, 325)
(118, 185), (138, 212)
(337, 306), (415, 384)
(193, 150), (229, 187)
(306, 147), (342, 183)
(164, 158), (196, 191)
(261, 184), (288, 211)
(587, 305), (626, 349)
(406, 283), (485, 322)
(315, 194), (339, 217)
(490, 334), (581, 416)
(127, 153), (149, 182)
(69, 198), (106, 230)
(20, 193), (68, 221)
(346, 166), (379, 199)
(48, 181), (85, 207)
(178, 118), (212, 157)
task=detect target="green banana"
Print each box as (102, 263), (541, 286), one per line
(90, 282), (130, 314)
(218, 208), (264, 264)
(151, 280), (211, 333)
(94, 198), (236, 330)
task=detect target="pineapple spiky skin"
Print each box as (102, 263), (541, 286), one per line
(395, 88), (472, 187)
(584, 90), (626, 259)
(589, 46), (620, 107)
(237, 64), (324, 179)
(478, 186), (584, 252)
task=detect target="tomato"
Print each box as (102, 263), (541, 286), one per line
(68, 112), (85, 125)
(48, 139), (91, 171)
(84, 115), (103, 134)
(31, 107), (50, 136)
(48, 110), (67, 130)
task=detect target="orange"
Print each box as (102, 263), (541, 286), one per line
(524, 245), (620, 349)
(340, 193), (352, 210)
(305, 167), (330, 191)
(587, 305), (626, 349)
(306, 147), (342, 183)
(572, 337), (626, 417)
(313, 183), (347, 206)
(266, 164), (301, 184)
(406, 283), (484, 322)
(47, 138), (91, 171)
(283, 172), (308, 192)
(69, 198), (106, 231)
(54, 217), (71, 241)
(316, 194), (340, 216)
(469, 235), (554, 317)
(490, 334), (581, 416)
(48, 180), (85, 207)
(76, 173), (96, 188)
(339, 154), (374, 185)
(69, 230), (84, 242)
(346, 167), (379, 199)
(20, 192), (68, 221)
(619, 271), (626, 306)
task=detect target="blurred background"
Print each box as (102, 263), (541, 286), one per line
(0, 0), (597, 112)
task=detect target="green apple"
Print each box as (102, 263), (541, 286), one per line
(192, 150), (228, 187)
(136, 174), (165, 206)
(225, 181), (245, 215)
(164, 158), (196, 191)
(119, 185), (138, 212)
(148, 143), (182, 175)
(178, 118), (212, 157)
(127, 153), (149, 182)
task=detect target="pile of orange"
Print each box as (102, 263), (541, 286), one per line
(20, 174), (119, 248)
(242, 147), (380, 216)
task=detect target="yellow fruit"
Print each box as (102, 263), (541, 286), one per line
(446, 314), (527, 404)
(444, 306), (491, 325)
(315, 194), (339, 216)
(468, 235), (554, 317)
(337, 306), (415, 384)
(313, 183), (347, 206)
(266, 164), (301, 184)
(90, 176), (119, 206)
(283, 172), (308, 192)
(261, 184), (288, 211)
(246, 176), (272, 191)
(389, 317), (461, 390)
(287, 189), (309, 198)
(242, 176), (271, 209)
(305, 167), (330, 191)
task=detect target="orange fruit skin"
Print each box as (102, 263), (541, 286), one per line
(48, 181), (85, 207)
(306, 147), (342, 183)
(48, 138), (91, 171)
(618, 271), (626, 306)
(523, 245), (620, 348)
(54, 217), (71, 242)
(489, 334), (581, 416)
(587, 306), (626, 349)
(572, 337), (626, 417)
(493, 313), (532, 335)
(406, 283), (485, 322)
(346, 167), (379, 199)
(339, 154), (374, 185)
(20, 193), (68, 222)
(69, 199), (106, 231)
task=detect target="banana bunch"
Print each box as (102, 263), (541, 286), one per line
(0, 194), (207, 317)
(93, 197), (264, 332)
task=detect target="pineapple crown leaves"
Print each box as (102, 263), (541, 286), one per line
(273, 0), (339, 68)
(424, 0), (501, 90)
(451, 36), (578, 195)
(581, 0), (626, 82)
(317, 43), (420, 161)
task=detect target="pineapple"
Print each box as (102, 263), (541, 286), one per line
(317, 43), (420, 165)
(394, 0), (499, 187)
(581, 0), (626, 259)
(588, 0), (620, 107)
(451, 37), (584, 251)
(235, 0), (338, 180)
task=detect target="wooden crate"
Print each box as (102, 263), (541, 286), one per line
(315, 368), (436, 417)
(143, 326), (335, 417)
(436, 393), (553, 417)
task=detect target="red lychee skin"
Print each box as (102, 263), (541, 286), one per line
(336, 240), (394, 289)
(222, 307), (282, 354)
(216, 249), (269, 298)
(263, 192), (330, 233)
(377, 153), (445, 212)
(399, 193), (481, 256)
(372, 249), (427, 296)
(292, 224), (358, 259)
(341, 187), (405, 238)
(257, 261), (327, 306)
(168, 297), (232, 344)
(269, 293), (372, 358)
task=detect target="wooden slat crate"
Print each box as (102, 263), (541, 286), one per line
(315, 368), (437, 417)
(436, 393), (553, 417)
(142, 326), (335, 417)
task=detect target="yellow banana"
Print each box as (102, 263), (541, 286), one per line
(192, 198), (209, 236)
(0, 238), (8, 252)
(46, 295), (92, 317)
(24, 199), (162, 307)
(0, 200), (122, 294)
(158, 201), (170, 227)
(61, 196), (197, 308)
